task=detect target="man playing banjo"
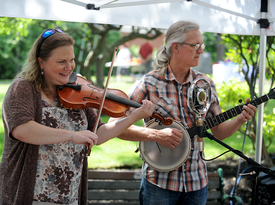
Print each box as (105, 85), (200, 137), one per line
(109, 20), (257, 205)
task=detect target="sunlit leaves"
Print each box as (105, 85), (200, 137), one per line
(0, 17), (33, 38)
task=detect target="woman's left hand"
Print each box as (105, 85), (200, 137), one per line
(131, 100), (156, 121)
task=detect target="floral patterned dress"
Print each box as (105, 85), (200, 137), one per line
(33, 100), (87, 204)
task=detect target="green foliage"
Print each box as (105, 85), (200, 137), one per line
(0, 82), (11, 158)
(266, 38), (275, 81)
(0, 18), (45, 79)
(221, 34), (275, 93)
(0, 17), (32, 38)
(263, 113), (275, 152)
(216, 80), (275, 154)
(222, 35), (259, 65)
(215, 79), (250, 112)
(202, 32), (218, 62)
(220, 34), (275, 164)
(108, 30), (122, 46)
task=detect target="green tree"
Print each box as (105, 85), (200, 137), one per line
(70, 23), (164, 87)
(202, 32), (226, 63)
(221, 34), (275, 166)
(0, 18), (34, 78)
(0, 18), (164, 87)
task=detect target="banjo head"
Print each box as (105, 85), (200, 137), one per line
(139, 120), (191, 172)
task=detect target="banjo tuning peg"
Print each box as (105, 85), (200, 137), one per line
(238, 99), (244, 105)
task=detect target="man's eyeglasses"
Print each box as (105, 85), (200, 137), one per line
(178, 42), (206, 51)
(36, 28), (63, 58)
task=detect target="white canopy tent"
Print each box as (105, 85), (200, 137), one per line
(0, 0), (274, 163)
(0, 0), (274, 35)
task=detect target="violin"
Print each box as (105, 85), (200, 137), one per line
(57, 75), (173, 125)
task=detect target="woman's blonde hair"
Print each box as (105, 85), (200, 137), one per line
(16, 30), (75, 92)
(152, 21), (199, 76)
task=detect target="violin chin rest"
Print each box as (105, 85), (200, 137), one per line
(68, 72), (77, 84)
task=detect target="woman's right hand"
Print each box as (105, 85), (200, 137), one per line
(71, 130), (98, 150)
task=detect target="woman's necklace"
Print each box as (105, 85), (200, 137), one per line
(50, 93), (60, 107)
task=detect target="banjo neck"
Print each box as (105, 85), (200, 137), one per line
(187, 88), (275, 139)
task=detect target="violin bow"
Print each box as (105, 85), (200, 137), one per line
(87, 47), (118, 156)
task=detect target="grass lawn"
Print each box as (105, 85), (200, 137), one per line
(0, 76), (274, 169)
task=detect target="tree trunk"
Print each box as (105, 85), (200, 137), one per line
(94, 55), (106, 88)
(83, 51), (93, 82)
(261, 138), (273, 167)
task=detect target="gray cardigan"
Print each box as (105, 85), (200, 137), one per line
(0, 78), (103, 205)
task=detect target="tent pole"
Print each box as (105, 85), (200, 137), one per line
(255, 0), (268, 164)
(256, 30), (266, 164)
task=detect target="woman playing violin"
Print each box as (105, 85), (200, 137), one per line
(0, 28), (155, 205)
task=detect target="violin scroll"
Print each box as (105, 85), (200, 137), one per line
(152, 112), (173, 125)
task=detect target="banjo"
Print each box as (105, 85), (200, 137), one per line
(139, 77), (212, 172)
(139, 85), (275, 172)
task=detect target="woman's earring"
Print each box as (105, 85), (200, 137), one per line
(41, 69), (44, 75)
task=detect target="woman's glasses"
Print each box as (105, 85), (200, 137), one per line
(36, 28), (63, 58)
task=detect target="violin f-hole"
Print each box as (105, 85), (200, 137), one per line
(83, 96), (99, 101)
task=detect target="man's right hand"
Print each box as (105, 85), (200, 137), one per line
(151, 128), (183, 149)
